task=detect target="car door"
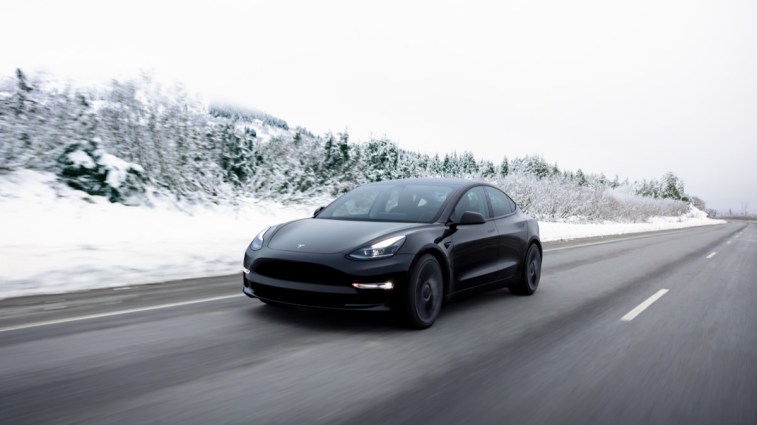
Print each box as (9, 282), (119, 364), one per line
(447, 186), (500, 292)
(485, 186), (527, 280)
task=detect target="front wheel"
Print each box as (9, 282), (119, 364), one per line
(510, 244), (541, 295)
(401, 254), (444, 329)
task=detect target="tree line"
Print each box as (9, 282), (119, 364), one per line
(0, 70), (698, 221)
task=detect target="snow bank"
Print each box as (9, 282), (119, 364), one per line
(540, 205), (724, 242)
(0, 171), (725, 300)
(0, 171), (319, 300)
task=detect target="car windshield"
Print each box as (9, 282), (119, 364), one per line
(318, 183), (455, 223)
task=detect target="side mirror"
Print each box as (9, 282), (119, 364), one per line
(436, 211), (485, 243)
(313, 206), (325, 218)
(458, 211), (486, 225)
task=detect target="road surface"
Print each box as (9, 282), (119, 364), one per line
(1, 221), (755, 424)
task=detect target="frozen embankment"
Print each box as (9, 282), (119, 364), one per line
(0, 171), (725, 300)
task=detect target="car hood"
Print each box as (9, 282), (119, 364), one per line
(268, 219), (422, 254)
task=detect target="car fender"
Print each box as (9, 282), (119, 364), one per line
(410, 243), (453, 299)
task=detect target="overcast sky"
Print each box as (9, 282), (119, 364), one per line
(2, 0), (756, 213)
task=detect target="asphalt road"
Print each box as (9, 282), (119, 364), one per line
(1, 221), (755, 425)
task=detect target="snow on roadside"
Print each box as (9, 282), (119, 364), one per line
(0, 170), (320, 300)
(0, 170), (725, 300)
(540, 205), (725, 242)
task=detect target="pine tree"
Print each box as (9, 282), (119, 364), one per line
(661, 172), (685, 200)
(460, 151), (477, 176)
(363, 138), (399, 182)
(480, 160), (496, 178)
(499, 156), (510, 177)
(575, 169), (587, 186)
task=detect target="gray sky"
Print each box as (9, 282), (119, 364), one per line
(3, 0), (756, 213)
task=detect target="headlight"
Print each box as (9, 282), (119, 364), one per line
(349, 235), (406, 260)
(249, 226), (272, 251)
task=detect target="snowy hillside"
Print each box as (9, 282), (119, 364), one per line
(0, 70), (727, 299)
(1, 70), (706, 222)
(0, 171), (723, 300)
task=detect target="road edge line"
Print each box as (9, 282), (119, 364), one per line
(0, 294), (240, 333)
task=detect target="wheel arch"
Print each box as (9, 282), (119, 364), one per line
(516, 238), (542, 278)
(411, 245), (452, 298)
(529, 238), (542, 258)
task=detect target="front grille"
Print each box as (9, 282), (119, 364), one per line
(252, 283), (389, 309)
(253, 259), (351, 285)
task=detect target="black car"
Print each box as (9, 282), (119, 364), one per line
(242, 178), (541, 328)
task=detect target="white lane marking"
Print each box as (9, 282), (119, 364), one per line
(621, 289), (669, 322)
(706, 252), (717, 259)
(113, 286), (132, 291)
(0, 295), (240, 333)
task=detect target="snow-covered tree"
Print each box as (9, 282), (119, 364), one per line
(499, 156), (510, 177)
(57, 139), (146, 203)
(363, 138), (399, 182)
(0, 70), (699, 221)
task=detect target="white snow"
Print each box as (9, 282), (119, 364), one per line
(99, 152), (143, 187)
(0, 170), (725, 300)
(540, 205), (724, 242)
(0, 171), (319, 300)
(67, 150), (96, 169)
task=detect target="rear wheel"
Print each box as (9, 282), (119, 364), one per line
(510, 244), (541, 295)
(401, 254), (444, 329)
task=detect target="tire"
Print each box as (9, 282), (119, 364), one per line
(510, 244), (541, 296)
(401, 254), (444, 329)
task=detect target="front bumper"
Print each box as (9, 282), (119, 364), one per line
(242, 248), (413, 311)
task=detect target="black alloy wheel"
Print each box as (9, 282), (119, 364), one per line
(402, 254), (444, 329)
(511, 244), (541, 295)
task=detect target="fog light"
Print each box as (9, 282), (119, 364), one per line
(352, 282), (394, 290)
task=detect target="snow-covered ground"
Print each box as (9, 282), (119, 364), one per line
(0, 171), (725, 300)
(539, 208), (722, 241)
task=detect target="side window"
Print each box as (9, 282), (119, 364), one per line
(485, 187), (515, 217)
(451, 187), (491, 222)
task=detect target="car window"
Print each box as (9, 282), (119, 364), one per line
(485, 186), (516, 217)
(451, 186), (490, 222)
(329, 188), (379, 218)
(320, 183), (454, 223)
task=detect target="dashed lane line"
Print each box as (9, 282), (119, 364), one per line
(621, 289), (669, 322)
